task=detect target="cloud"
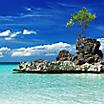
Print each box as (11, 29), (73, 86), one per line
(0, 42), (75, 61)
(0, 29), (37, 40)
(26, 7), (32, 11)
(0, 30), (21, 40)
(10, 31), (21, 38)
(5, 37), (13, 40)
(97, 38), (104, 51)
(0, 52), (3, 57)
(0, 47), (10, 57)
(11, 42), (75, 57)
(4, 31), (21, 40)
(10, 39), (104, 58)
(11, 51), (31, 57)
(0, 47), (10, 52)
(23, 29), (37, 35)
(0, 38), (104, 61)
(0, 30), (11, 36)
(21, 14), (52, 17)
(57, 2), (78, 8)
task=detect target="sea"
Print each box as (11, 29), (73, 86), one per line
(0, 64), (104, 104)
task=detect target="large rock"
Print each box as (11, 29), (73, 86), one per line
(56, 50), (72, 61)
(14, 60), (104, 73)
(74, 37), (103, 65)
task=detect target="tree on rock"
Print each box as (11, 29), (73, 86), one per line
(66, 7), (96, 37)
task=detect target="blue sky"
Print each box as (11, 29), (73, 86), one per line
(0, 0), (104, 62)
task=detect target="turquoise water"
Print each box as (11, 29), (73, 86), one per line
(0, 64), (104, 104)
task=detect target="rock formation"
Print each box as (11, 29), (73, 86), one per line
(13, 60), (104, 73)
(73, 38), (103, 65)
(13, 38), (104, 73)
(56, 50), (72, 61)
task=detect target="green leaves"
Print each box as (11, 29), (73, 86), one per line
(66, 7), (96, 37)
(67, 18), (74, 26)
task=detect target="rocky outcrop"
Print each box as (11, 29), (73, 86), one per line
(13, 61), (104, 73)
(73, 38), (103, 65)
(13, 38), (104, 73)
(56, 50), (72, 61)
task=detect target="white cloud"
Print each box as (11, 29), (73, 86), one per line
(0, 30), (11, 36)
(35, 42), (71, 51)
(9, 39), (104, 58)
(0, 38), (104, 61)
(0, 30), (21, 40)
(21, 14), (52, 18)
(0, 47), (10, 52)
(5, 37), (13, 40)
(4, 31), (21, 40)
(0, 29), (36, 40)
(0, 42), (76, 61)
(10, 31), (21, 38)
(11, 47), (36, 57)
(97, 38), (104, 51)
(26, 7), (32, 11)
(23, 29), (37, 35)
(0, 52), (3, 57)
(0, 47), (10, 57)
(12, 51), (31, 57)
(58, 2), (72, 7)
(11, 42), (75, 57)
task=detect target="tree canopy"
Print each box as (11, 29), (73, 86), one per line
(67, 7), (96, 37)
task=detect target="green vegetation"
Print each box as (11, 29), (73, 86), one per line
(67, 7), (96, 37)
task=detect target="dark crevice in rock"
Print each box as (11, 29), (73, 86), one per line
(73, 38), (103, 65)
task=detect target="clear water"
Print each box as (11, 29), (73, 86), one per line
(0, 64), (104, 104)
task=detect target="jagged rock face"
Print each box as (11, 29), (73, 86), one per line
(73, 38), (103, 65)
(56, 50), (72, 61)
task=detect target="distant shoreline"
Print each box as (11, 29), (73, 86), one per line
(0, 62), (20, 64)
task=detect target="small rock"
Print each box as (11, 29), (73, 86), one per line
(56, 50), (72, 61)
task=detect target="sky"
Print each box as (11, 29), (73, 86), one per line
(0, 0), (104, 62)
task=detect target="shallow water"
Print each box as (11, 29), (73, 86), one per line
(0, 64), (104, 104)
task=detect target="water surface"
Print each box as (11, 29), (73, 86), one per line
(0, 64), (104, 104)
